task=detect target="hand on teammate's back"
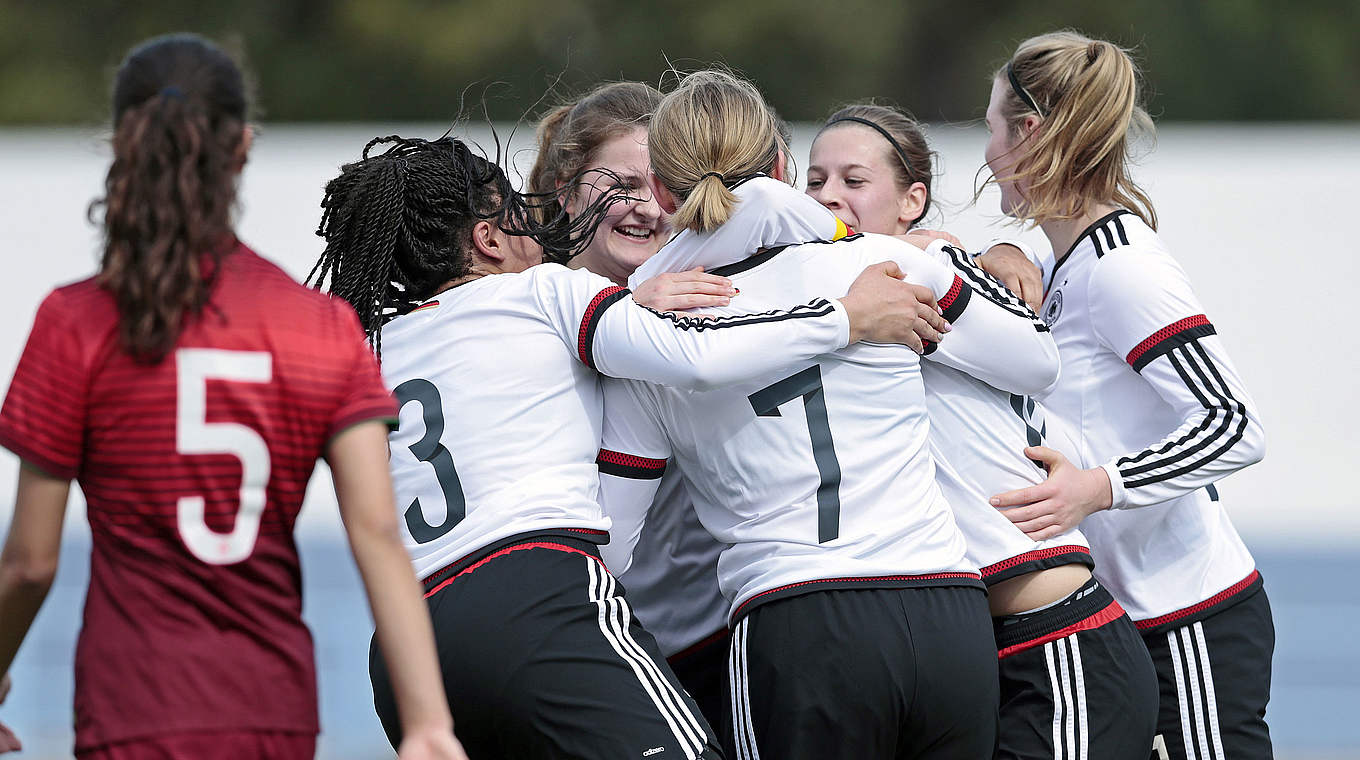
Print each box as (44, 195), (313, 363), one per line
(839, 261), (950, 353)
(989, 446), (1114, 539)
(397, 725), (471, 760)
(974, 244), (1044, 312)
(0, 673), (18, 753)
(632, 267), (737, 312)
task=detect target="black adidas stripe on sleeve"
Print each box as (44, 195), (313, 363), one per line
(941, 245), (1049, 332)
(1116, 339), (1250, 489)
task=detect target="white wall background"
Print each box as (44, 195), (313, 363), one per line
(0, 122), (1353, 547)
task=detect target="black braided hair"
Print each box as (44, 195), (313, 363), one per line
(309, 134), (628, 358)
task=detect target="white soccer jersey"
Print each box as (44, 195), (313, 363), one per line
(1036, 210), (1265, 627)
(380, 262), (852, 580)
(924, 243), (1093, 584)
(615, 465), (728, 657)
(600, 229), (1061, 623)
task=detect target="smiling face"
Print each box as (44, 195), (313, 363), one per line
(806, 124), (924, 236)
(565, 126), (668, 284)
(985, 76), (1029, 218)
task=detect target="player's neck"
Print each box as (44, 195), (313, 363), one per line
(1040, 202), (1119, 261)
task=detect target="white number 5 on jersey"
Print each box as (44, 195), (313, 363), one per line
(175, 348), (272, 565)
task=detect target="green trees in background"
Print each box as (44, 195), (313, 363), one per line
(1, 0), (1356, 124)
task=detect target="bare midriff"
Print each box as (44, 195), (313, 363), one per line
(987, 563), (1093, 617)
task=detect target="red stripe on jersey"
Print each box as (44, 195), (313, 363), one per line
(979, 545), (1091, 579)
(1133, 569), (1260, 630)
(996, 599), (1126, 659)
(422, 541), (604, 598)
(577, 286), (628, 366)
(938, 275), (965, 311)
(1125, 314), (1211, 366)
(597, 449), (667, 471)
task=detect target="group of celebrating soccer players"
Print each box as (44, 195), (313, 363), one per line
(0, 27), (1273, 760)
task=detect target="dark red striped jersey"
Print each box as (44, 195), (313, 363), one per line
(0, 240), (396, 751)
(1035, 210), (1265, 628)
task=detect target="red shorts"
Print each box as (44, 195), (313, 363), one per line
(78, 731), (315, 760)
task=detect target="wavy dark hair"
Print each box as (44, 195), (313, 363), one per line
(92, 33), (250, 363)
(308, 134), (628, 358)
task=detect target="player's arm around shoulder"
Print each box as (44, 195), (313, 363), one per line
(905, 237), (1060, 395)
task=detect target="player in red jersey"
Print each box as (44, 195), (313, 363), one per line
(0, 34), (466, 760)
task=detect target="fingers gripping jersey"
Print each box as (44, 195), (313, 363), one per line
(600, 233), (1063, 622)
(379, 264), (852, 580)
(922, 244), (1092, 584)
(1037, 211), (1264, 625)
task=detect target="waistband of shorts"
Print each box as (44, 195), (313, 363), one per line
(994, 578), (1126, 658)
(730, 571), (984, 624)
(420, 529), (607, 595)
(1133, 569), (1262, 635)
(666, 628), (731, 665)
(979, 545), (1094, 586)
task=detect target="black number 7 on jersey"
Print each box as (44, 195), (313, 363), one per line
(748, 365), (843, 543)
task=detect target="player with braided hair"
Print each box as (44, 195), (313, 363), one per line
(311, 132), (947, 759)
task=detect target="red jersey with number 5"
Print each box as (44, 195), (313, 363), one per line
(0, 240), (396, 751)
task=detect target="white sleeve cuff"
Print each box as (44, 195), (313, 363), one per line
(1100, 461), (1129, 509)
(827, 298), (852, 348)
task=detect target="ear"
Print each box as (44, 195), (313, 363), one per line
(898, 181), (929, 231)
(771, 147), (788, 184)
(1021, 113), (1042, 139)
(233, 124), (254, 173)
(647, 171), (678, 215)
(469, 220), (506, 264)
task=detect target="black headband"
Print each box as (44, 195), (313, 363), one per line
(824, 116), (921, 185)
(1006, 62), (1047, 117)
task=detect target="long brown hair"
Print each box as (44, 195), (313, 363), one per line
(93, 34), (250, 363)
(985, 31), (1156, 229)
(528, 81), (663, 199)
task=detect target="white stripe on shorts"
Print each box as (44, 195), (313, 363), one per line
(728, 618), (761, 760)
(1180, 627), (1213, 760)
(586, 559), (704, 756)
(1193, 622), (1226, 759)
(1044, 642), (1065, 759)
(1070, 635), (1089, 760)
(1168, 629), (1197, 759)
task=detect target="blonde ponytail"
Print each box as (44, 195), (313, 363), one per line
(987, 31), (1157, 229)
(649, 69), (783, 233)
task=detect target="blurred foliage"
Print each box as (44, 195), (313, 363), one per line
(1, 0), (1357, 125)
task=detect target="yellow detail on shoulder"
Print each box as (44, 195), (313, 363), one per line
(833, 217), (849, 240)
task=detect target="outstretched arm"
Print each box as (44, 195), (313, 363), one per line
(327, 421), (468, 760)
(918, 241), (1061, 396)
(559, 263), (948, 391)
(0, 462), (71, 755)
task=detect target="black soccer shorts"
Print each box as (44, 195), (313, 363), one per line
(725, 584), (997, 760)
(370, 533), (722, 760)
(993, 578), (1159, 760)
(1141, 582), (1275, 760)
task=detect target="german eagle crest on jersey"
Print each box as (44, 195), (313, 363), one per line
(1043, 289), (1064, 326)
